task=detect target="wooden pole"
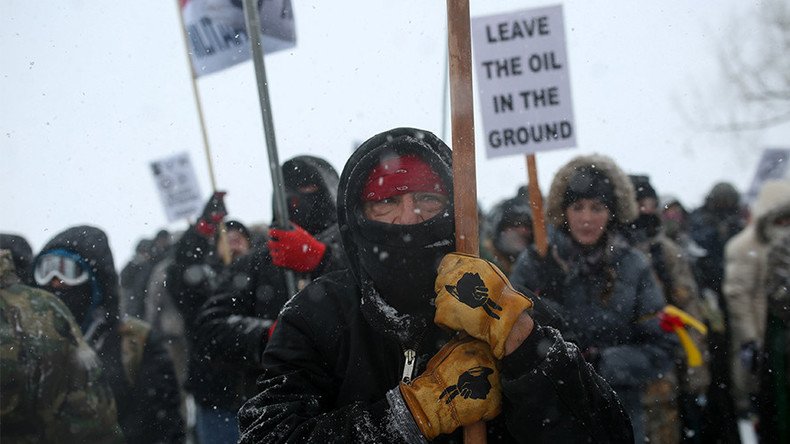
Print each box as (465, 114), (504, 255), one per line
(446, 1), (485, 442)
(447, 0), (480, 257)
(526, 154), (549, 257)
(174, 0), (217, 192)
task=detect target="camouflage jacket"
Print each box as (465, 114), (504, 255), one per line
(0, 250), (124, 444)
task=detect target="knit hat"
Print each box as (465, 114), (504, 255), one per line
(362, 154), (447, 202)
(629, 175), (658, 202)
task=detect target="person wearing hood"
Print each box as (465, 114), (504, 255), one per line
(689, 182), (747, 295)
(192, 155), (346, 443)
(509, 154), (675, 443)
(482, 196), (534, 275)
(625, 175), (709, 444)
(1, 249), (124, 443)
(237, 128), (632, 443)
(33, 225), (184, 444)
(722, 179), (790, 419)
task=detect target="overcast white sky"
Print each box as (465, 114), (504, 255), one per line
(2, 0), (789, 267)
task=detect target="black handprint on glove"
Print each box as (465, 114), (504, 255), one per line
(439, 366), (494, 403)
(445, 272), (503, 319)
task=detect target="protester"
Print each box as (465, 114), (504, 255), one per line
(626, 175), (710, 444)
(509, 154), (674, 443)
(237, 128), (632, 442)
(723, 179), (790, 418)
(194, 155), (346, 443)
(482, 196), (533, 275)
(120, 238), (154, 319)
(758, 231), (790, 443)
(1, 249), (124, 443)
(33, 225), (184, 444)
(689, 182), (747, 295)
(0, 233), (34, 285)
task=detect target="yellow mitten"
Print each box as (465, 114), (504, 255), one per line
(434, 253), (533, 358)
(399, 337), (501, 440)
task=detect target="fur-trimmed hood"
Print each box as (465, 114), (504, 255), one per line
(754, 180), (790, 243)
(546, 154), (638, 230)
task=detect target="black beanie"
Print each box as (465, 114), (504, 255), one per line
(224, 220), (250, 241)
(562, 166), (616, 210)
(629, 175), (657, 202)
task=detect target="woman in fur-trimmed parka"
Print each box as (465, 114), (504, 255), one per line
(509, 154), (675, 444)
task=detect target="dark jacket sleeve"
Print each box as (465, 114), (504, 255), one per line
(195, 248), (286, 369)
(500, 324), (634, 443)
(166, 227), (217, 329)
(238, 296), (400, 443)
(126, 329), (185, 444)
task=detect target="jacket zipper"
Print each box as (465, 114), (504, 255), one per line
(401, 349), (416, 384)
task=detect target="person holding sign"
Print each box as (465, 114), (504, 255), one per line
(237, 128), (632, 443)
(509, 154), (676, 443)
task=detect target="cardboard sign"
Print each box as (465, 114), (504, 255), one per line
(150, 152), (203, 222)
(745, 148), (790, 203)
(182, 0), (296, 77)
(472, 5), (575, 158)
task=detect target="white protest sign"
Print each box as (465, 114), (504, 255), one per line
(182, 0), (296, 77)
(745, 148), (790, 203)
(472, 5), (575, 158)
(150, 152), (203, 222)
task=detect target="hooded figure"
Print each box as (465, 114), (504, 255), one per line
(510, 154), (674, 443)
(237, 128), (632, 443)
(34, 225), (184, 444)
(192, 155), (347, 443)
(723, 179), (790, 415)
(483, 197), (534, 275)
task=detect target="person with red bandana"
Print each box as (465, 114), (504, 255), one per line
(236, 127), (632, 443)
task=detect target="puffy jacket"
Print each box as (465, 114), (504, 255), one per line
(723, 179), (790, 412)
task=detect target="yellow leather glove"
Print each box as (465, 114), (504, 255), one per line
(399, 337), (502, 440)
(435, 253), (533, 359)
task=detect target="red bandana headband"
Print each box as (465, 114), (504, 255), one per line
(362, 154), (447, 202)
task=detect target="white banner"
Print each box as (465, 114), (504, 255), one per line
(472, 5), (575, 158)
(182, 0), (296, 77)
(150, 152), (203, 222)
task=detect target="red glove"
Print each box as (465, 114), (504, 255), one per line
(268, 224), (327, 273)
(195, 191), (227, 238)
(658, 312), (684, 333)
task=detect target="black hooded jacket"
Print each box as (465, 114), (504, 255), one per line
(192, 155), (347, 411)
(237, 128), (633, 443)
(36, 226), (184, 444)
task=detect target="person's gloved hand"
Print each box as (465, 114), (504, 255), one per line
(268, 224), (327, 273)
(195, 191), (227, 238)
(739, 341), (760, 375)
(400, 336), (501, 440)
(434, 253), (533, 359)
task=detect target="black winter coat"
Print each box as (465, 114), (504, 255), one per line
(194, 224), (347, 410)
(237, 270), (633, 443)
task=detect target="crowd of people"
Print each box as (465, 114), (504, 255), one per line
(2, 127), (789, 443)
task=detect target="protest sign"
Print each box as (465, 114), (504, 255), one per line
(472, 5), (575, 158)
(150, 152), (203, 222)
(181, 0), (296, 77)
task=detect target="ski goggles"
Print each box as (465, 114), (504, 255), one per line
(34, 251), (90, 286)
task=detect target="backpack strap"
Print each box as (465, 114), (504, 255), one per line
(118, 318), (151, 387)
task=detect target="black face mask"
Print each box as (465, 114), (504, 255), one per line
(287, 187), (335, 236)
(46, 283), (93, 327)
(632, 213), (662, 239)
(354, 212), (455, 316)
